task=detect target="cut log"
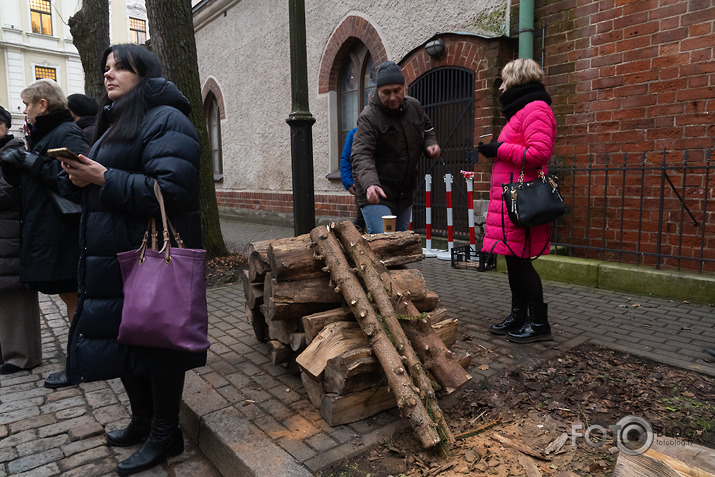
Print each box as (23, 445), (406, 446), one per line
(320, 385), (397, 427)
(323, 344), (472, 397)
(413, 289), (439, 312)
(319, 352), (473, 427)
(310, 224), (442, 448)
(300, 371), (324, 409)
(263, 273), (342, 321)
(432, 318), (458, 348)
(248, 250), (269, 283)
(302, 308), (354, 345)
(245, 303), (268, 342)
(243, 270), (264, 309)
(269, 230), (424, 281)
(261, 303), (298, 344)
(614, 438), (715, 477)
(267, 340), (292, 365)
(426, 307), (449, 325)
(333, 221), (471, 396)
(295, 321), (367, 381)
(323, 347), (378, 394)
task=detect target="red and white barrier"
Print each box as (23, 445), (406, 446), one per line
(460, 170), (477, 258)
(422, 174), (437, 257)
(436, 173), (454, 261)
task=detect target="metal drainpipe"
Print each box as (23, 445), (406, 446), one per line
(518, 0), (535, 59)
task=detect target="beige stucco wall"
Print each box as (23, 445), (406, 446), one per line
(194, 0), (507, 195)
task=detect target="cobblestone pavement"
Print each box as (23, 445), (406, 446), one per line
(1, 216), (713, 476)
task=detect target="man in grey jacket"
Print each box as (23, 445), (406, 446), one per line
(350, 61), (440, 233)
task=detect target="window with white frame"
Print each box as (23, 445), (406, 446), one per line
(129, 17), (147, 44)
(35, 66), (56, 81)
(30, 0), (52, 36)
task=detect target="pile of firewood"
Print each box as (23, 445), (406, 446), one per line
(243, 222), (472, 448)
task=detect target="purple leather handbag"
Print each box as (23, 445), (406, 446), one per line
(117, 180), (210, 352)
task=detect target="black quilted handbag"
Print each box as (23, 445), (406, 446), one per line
(501, 149), (566, 227)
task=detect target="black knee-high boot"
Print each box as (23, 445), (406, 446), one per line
(490, 294), (527, 335)
(116, 373), (185, 476)
(507, 303), (552, 343)
(107, 376), (153, 447)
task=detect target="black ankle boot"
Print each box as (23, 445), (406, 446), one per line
(506, 303), (552, 343)
(490, 296), (527, 335)
(116, 426), (184, 476)
(106, 417), (151, 447)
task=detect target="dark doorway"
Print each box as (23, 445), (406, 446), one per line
(409, 67), (475, 239)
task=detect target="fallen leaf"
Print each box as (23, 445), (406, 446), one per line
(478, 364), (489, 371)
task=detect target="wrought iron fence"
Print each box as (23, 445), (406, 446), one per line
(551, 148), (714, 273)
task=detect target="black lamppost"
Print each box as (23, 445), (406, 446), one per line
(286, 0), (316, 236)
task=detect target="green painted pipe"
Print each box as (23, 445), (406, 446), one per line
(518, 0), (534, 59)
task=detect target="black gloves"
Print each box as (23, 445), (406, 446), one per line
(477, 141), (502, 158)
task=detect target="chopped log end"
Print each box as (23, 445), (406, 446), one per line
(359, 311), (366, 318)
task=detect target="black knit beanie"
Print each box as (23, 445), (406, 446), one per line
(0, 106), (11, 128)
(67, 94), (98, 118)
(374, 61), (405, 88)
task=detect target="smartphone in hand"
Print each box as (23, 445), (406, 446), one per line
(47, 147), (80, 162)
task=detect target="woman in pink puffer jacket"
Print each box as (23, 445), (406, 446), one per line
(478, 58), (557, 343)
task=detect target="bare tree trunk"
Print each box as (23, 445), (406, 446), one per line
(145, 0), (227, 258)
(68, 0), (110, 102)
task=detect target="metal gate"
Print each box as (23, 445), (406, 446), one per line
(409, 67), (475, 239)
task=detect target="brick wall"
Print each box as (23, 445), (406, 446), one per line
(531, 0), (715, 161)
(217, 191), (360, 221)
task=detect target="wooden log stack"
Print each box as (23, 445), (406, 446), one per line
(242, 225), (472, 447)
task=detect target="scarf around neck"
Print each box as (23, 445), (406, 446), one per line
(499, 82), (552, 121)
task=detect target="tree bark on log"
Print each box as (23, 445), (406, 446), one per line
(263, 274), (342, 321)
(269, 230), (424, 281)
(333, 221), (471, 395)
(310, 224), (442, 448)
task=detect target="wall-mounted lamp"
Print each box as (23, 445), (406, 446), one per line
(425, 38), (445, 58)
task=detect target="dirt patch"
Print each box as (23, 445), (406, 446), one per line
(205, 253), (247, 288)
(318, 343), (714, 476)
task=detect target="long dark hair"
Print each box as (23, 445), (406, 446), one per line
(94, 44), (162, 143)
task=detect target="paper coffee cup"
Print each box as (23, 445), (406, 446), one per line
(382, 215), (397, 234)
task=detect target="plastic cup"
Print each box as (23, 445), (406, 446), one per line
(382, 215), (397, 234)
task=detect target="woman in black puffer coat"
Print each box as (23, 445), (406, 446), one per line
(58, 44), (206, 476)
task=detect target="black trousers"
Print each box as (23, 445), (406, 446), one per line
(505, 255), (544, 305)
(121, 373), (185, 431)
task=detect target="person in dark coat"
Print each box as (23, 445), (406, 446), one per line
(57, 44), (205, 476)
(0, 80), (89, 380)
(67, 93), (98, 144)
(0, 106), (42, 375)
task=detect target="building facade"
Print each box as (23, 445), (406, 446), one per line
(0, 0), (149, 137)
(192, 1), (715, 272)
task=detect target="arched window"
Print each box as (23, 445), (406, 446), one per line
(207, 96), (223, 181)
(338, 43), (374, 155)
